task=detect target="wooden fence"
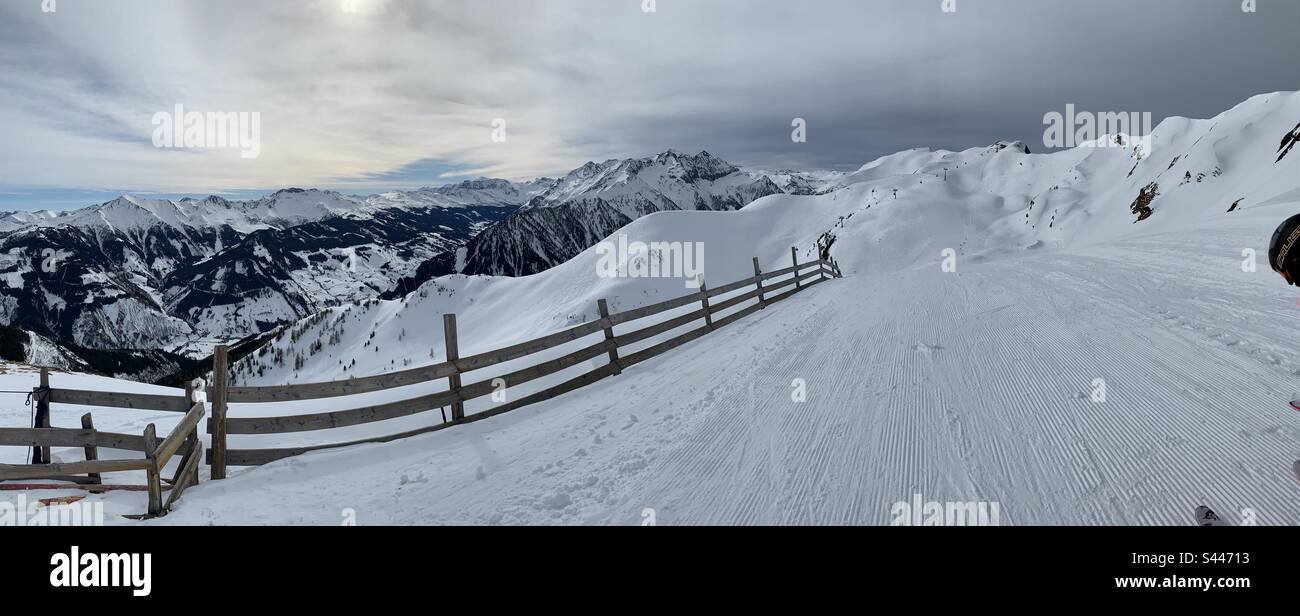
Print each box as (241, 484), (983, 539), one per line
(0, 373), (207, 517)
(1, 249), (841, 505)
(204, 251), (841, 476)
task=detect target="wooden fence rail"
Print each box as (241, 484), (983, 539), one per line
(0, 373), (207, 517)
(205, 251), (840, 474)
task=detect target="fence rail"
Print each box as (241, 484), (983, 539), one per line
(205, 251), (841, 474)
(2, 248), (843, 508)
(0, 373), (207, 517)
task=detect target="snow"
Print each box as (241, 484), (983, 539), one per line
(2, 91), (1300, 525)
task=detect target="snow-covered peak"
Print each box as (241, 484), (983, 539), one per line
(991, 140), (1032, 154)
(753, 169), (847, 195)
(0, 189), (367, 236)
(244, 188), (364, 226)
(59, 194), (188, 232)
(524, 149), (766, 215)
(0, 209), (63, 232)
(177, 195), (234, 208)
(427, 178), (523, 205)
(0, 181), (546, 239)
(365, 178), (543, 210)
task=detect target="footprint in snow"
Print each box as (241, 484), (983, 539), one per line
(399, 471), (428, 485)
(538, 492), (573, 511)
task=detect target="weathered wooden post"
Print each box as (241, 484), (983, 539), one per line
(753, 258), (767, 309)
(142, 424), (162, 517)
(173, 379), (202, 486)
(210, 345), (229, 480)
(81, 413), (101, 485)
(443, 314), (465, 421)
(596, 299), (622, 375)
(172, 431), (200, 485)
(33, 367), (50, 464)
(699, 277), (714, 329)
(792, 247), (802, 290)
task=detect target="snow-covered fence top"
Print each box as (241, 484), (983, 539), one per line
(204, 251), (843, 476)
(0, 373), (207, 518)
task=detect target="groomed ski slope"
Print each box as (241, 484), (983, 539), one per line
(121, 206), (1297, 526)
(8, 206), (1299, 525)
(3, 91), (1299, 525)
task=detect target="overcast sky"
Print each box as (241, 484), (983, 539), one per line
(0, 0), (1297, 209)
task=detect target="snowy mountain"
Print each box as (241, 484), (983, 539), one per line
(241, 91), (1300, 388)
(384, 150), (784, 296)
(368, 178), (557, 210)
(0, 154), (815, 379)
(0, 209), (61, 232)
(48, 189), (365, 235)
(753, 169), (846, 195)
(162, 198), (517, 345)
(0, 182), (529, 369)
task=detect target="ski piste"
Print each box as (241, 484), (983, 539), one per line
(1289, 401), (1299, 485)
(1194, 506), (1232, 527)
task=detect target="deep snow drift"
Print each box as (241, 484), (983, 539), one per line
(3, 92), (1300, 525)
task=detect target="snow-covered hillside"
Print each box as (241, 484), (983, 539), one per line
(244, 92), (1300, 386)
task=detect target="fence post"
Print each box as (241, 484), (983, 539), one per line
(444, 314), (466, 422)
(33, 367), (50, 464)
(699, 278), (714, 329)
(142, 424), (162, 517)
(80, 413), (101, 485)
(172, 379), (204, 487)
(753, 257), (767, 309)
(172, 431), (200, 486)
(792, 247), (802, 290)
(596, 299), (622, 375)
(210, 345), (229, 480)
